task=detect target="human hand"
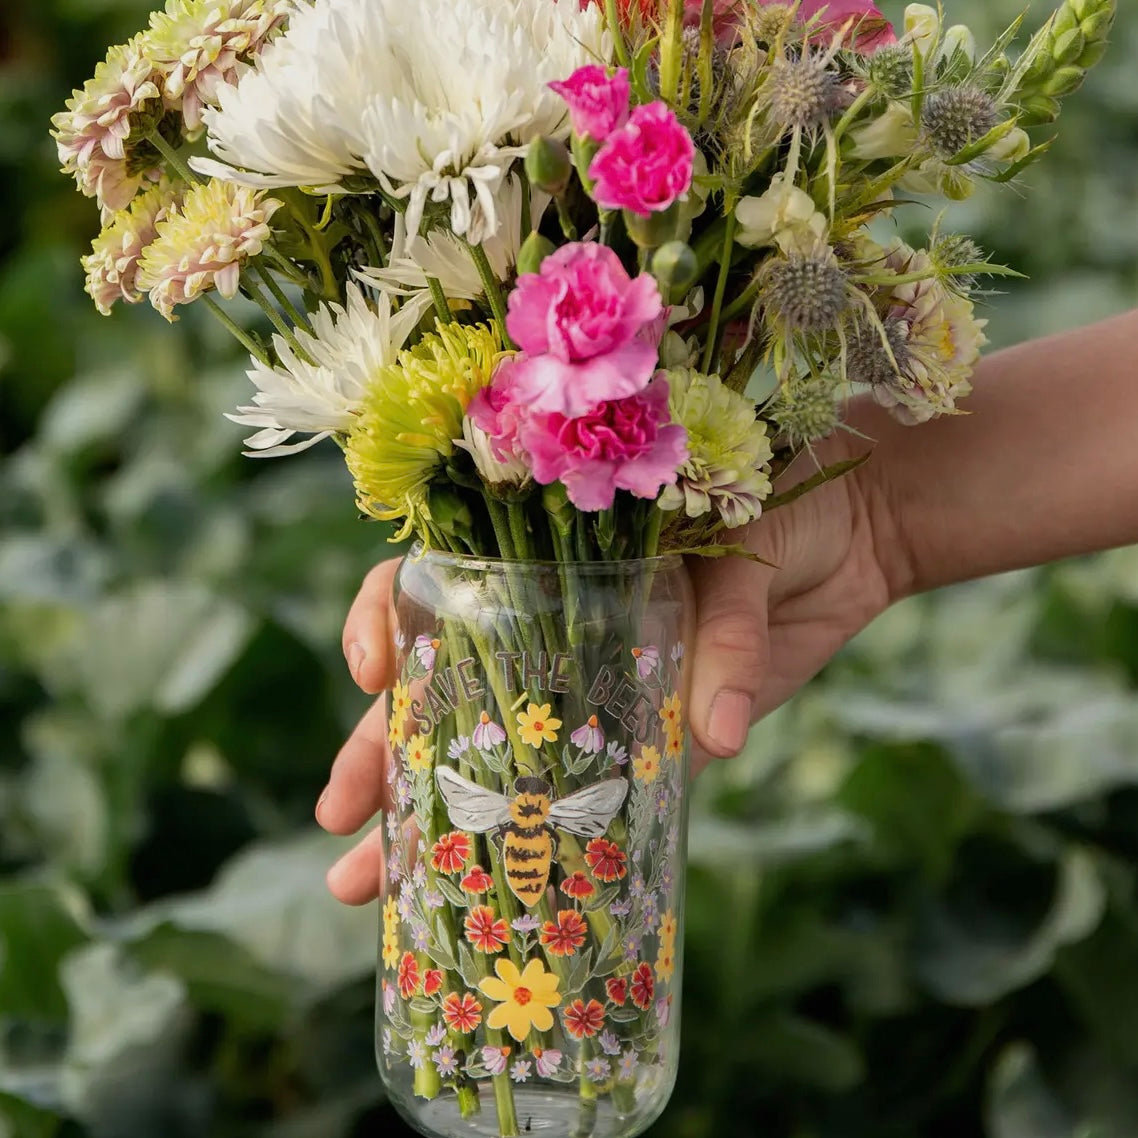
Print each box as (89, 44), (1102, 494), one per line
(317, 418), (902, 904)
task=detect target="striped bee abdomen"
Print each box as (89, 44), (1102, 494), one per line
(502, 826), (553, 905)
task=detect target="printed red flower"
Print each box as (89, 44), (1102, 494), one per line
(605, 976), (628, 1007)
(464, 905), (509, 954)
(585, 837), (628, 883)
(563, 997), (606, 1040)
(460, 864), (494, 893)
(630, 962), (654, 1010)
(431, 831), (472, 874)
(442, 992), (483, 1034)
(423, 968), (444, 997)
(397, 951), (421, 999)
(539, 909), (589, 957)
(560, 871), (597, 899)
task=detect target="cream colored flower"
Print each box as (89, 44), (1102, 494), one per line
(82, 183), (180, 315)
(847, 102), (918, 163)
(735, 176), (827, 256)
(137, 179), (281, 320)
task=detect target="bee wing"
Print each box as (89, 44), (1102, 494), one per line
(435, 766), (512, 833)
(547, 778), (629, 838)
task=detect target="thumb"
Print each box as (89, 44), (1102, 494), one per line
(687, 556), (774, 763)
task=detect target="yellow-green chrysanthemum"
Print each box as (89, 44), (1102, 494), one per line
(346, 321), (509, 538)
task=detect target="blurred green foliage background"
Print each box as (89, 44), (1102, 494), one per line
(2, 1), (1138, 1136)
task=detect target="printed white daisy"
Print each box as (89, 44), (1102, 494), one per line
(229, 283), (431, 456)
(195, 0), (608, 240)
(359, 177), (550, 301)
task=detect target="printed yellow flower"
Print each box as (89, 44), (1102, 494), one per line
(389, 681), (412, 738)
(659, 693), (682, 735)
(382, 896), (401, 968)
(478, 957), (562, 1043)
(388, 715), (406, 751)
(383, 896), (399, 931)
(633, 745), (662, 784)
(664, 727), (684, 761)
(382, 931), (400, 970)
(655, 940), (676, 984)
(517, 703), (562, 749)
(404, 733), (435, 773)
(137, 178), (281, 320)
(658, 909), (677, 948)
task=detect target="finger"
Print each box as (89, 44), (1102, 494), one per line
(317, 694), (393, 835)
(327, 826), (385, 906)
(687, 555), (775, 760)
(342, 558), (401, 694)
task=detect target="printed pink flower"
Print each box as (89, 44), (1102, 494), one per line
(506, 243), (663, 418)
(549, 65), (630, 142)
(589, 102), (695, 218)
(570, 715), (605, 755)
(472, 710), (508, 751)
(481, 1045), (511, 1076)
(519, 376), (688, 512)
(784, 0), (896, 52)
(534, 1047), (563, 1077)
(631, 646), (660, 680)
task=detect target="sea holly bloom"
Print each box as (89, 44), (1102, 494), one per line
(465, 906), (510, 954)
(599, 1030), (622, 1057)
(549, 65), (630, 142)
(540, 910), (589, 956)
(479, 958), (562, 1043)
(460, 865), (494, 894)
(506, 243), (664, 418)
(585, 838), (628, 883)
(481, 1046), (511, 1077)
(433, 1045), (459, 1077)
(431, 831), (473, 874)
(520, 377), (689, 513)
(570, 715), (605, 754)
(605, 977), (628, 1006)
(533, 1047), (563, 1077)
(442, 992), (483, 1034)
(586, 1057), (612, 1083)
(510, 1059), (532, 1083)
(589, 102), (695, 217)
(423, 970), (444, 997)
(137, 179), (281, 321)
(404, 734), (435, 773)
(473, 711), (508, 751)
(563, 998), (606, 1040)
(560, 872), (596, 901)
(397, 952), (421, 999)
(631, 646), (659, 680)
(517, 703), (562, 748)
(633, 745), (662, 784)
(631, 962), (655, 1010)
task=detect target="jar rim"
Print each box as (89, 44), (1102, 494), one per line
(405, 542), (685, 575)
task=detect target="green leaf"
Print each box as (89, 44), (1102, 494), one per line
(434, 877), (468, 909)
(564, 947), (594, 996)
(985, 1044), (1075, 1138)
(762, 453), (872, 513)
(457, 944), (482, 990)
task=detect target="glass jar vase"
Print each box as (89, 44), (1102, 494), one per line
(377, 548), (694, 1138)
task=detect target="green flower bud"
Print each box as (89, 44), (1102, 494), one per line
(516, 230), (556, 277)
(1052, 27), (1086, 64)
(651, 241), (699, 300)
(1043, 64), (1088, 96)
(525, 136), (572, 196)
(624, 201), (682, 251)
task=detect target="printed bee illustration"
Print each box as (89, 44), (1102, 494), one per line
(435, 766), (628, 907)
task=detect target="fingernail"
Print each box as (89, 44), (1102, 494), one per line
(315, 788), (329, 825)
(346, 642), (366, 682)
(707, 689), (753, 754)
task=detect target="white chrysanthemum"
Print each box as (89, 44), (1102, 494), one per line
(136, 179), (282, 320)
(230, 284), (432, 457)
(194, 0), (609, 240)
(51, 38), (164, 213)
(659, 369), (773, 528)
(359, 177), (550, 301)
(144, 0), (291, 133)
(83, 182), (181, 315)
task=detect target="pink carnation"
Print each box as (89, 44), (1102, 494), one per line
(519, 376), (688, 512)
(788, 0), (897, 52)
(468, 358), (528, 463)
(589, 102), (694, 218)
(506, 243), (663, 418)
(549, 65), (630, 142)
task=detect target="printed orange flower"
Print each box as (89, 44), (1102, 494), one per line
(517, 702), (562, 748)
(584, 837), (628, 883)
(442, 991), (483, 1034)
(560, 871), (596, 900)
(659, 692), (682, 734)
(460, 864), (493, 894)
(539, 910), (588, 957)
(563, 997), (606, 1040)
(479, 958), (562, 1043)
(397, 951), (421, 998)
(405, 732), (434, 773)
(431, 831), (472, 874)
(423, 968), (444, 997)
(633, 745), (661, 784)
(464, 905), (509, 954)
(630, 962), (655, 1010)
(655, 940), (676, 984)
(605, 976), (628, 1006)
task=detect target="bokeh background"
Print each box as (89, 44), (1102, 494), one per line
(3, 1), (1138, 1135)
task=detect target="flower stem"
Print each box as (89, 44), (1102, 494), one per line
(603, 0), (631, 67)
(201, 294), (270, 364)
(427, 276), (453, 324)
(716, 277), (761, 327)
(466, 240), (512, 344)
(147, 130), (200, 187)
(243, 276), (313, 361)
(254, 260), (312, 333)
(700, 204), (738, 374)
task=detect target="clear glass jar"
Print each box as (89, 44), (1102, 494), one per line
(376, 548), (694, 1138)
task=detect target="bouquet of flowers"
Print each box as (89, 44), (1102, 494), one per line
(53, 1), (1113, 1136)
